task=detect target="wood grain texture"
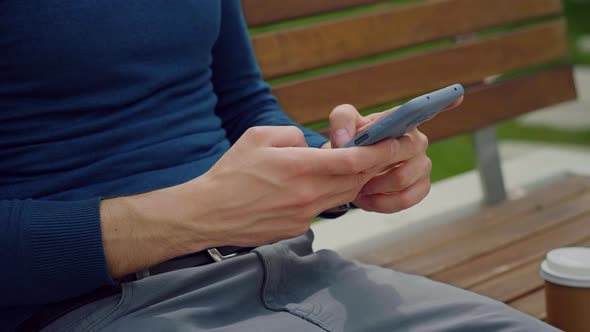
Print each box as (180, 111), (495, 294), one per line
(272, 21), (569, 125)
(433, 216), (590, 289)
(362, 178), (590, 322)
(316, 66), (577, 141)
(470, 238), (590, 303)
(509, 288), (547, 321)
(420, 66), (577, 142)
(470, 261), (545, 302)
(506, 239), (590, 321)
(252, 0), (563, 78)
(358, 175), (590, 266)
(242, 0), (380, 26)
(389, 193), (590, 276)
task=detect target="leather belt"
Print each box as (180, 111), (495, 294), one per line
(15, 246), (253, 332)
(146, 246), (252, 278)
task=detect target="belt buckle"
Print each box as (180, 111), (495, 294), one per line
(207, 248), (238, 262)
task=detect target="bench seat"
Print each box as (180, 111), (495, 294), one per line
(358, 175), (590, 320)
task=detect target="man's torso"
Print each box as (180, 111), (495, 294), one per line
(0, 0), (231, 201)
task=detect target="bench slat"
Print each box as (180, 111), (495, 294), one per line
(469, 238), (590, 303)
(507, 237), (590, 320)
(420, 66), (577, 142)
(359, 176), (590, 266)
(253, 0), (563, 78)
(316, 66), (577, 141)
(470, 260), (545, 303)
(509, 288), (547, 321)
(273, 21), (568, 125)
(243, 0), (381, 27)
(389, 193), (590, 275)
(433, 216), (590, 289)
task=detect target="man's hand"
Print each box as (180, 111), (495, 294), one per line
(187, 126), (398, 247)
(101, 126), (399, 278)
(324, 98), (462, 213)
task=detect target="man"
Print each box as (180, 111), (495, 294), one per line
(0, 1), (558, 331)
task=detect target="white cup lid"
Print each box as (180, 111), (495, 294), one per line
(540, 247), (590, 288)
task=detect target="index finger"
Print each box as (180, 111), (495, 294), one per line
(285, 139), (397, 175)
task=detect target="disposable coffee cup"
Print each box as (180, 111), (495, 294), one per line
(540, 247), (590, 332)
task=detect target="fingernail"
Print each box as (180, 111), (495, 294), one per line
(333, 128), (351, 147)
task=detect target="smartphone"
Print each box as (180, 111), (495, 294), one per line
(341, 84), (464, 148)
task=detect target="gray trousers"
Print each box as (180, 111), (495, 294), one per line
(43, 231), (559, 331)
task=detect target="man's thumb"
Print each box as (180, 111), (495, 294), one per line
(329, 104), (360, 148)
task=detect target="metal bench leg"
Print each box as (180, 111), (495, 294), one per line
(473, 126), (507, 205)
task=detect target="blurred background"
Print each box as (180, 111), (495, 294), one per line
(246, 0), (590, 183)
(422, 0), (589, 182)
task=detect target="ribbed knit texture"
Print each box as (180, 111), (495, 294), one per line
(29, 199), (113, 301)
(0, 1), (327, 329)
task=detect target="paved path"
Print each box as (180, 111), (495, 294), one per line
(499, 66), (590, 161)
(499, 140), (590, 162)
(518, 66), (590, 130)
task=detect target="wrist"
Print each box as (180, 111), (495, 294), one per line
(175, 174), (229, 248)
(128, 184), (215, 255)
(100, 184), (213, 278)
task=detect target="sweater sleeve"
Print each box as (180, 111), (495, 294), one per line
(0, 198), (114, 306)
(211, 0), (328, 148)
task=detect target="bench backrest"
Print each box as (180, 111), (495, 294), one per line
(242, 0), (578, 204)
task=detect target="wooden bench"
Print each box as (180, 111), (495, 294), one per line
(359, 174), (590, 320)
(242, 0), (586, 324)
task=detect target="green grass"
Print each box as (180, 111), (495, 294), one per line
(428, 135), (476, 183)
(563, 0), (590, 65)
(497, 122), (590, 146)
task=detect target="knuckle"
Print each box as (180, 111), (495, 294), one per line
(285, 125), (305, 140)
(398, 192), (417, 210)
(330, 104), (357, 119)
(424, 156), (433, 173)
(419, 132), (430, 150)
(245, 126), (267, 141)
(342, 153), (360, 173)
(407, 139), (419, 157)
(393, 169), (411, 189)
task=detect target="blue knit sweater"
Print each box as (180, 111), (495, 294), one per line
(0, 1), (327, 329)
